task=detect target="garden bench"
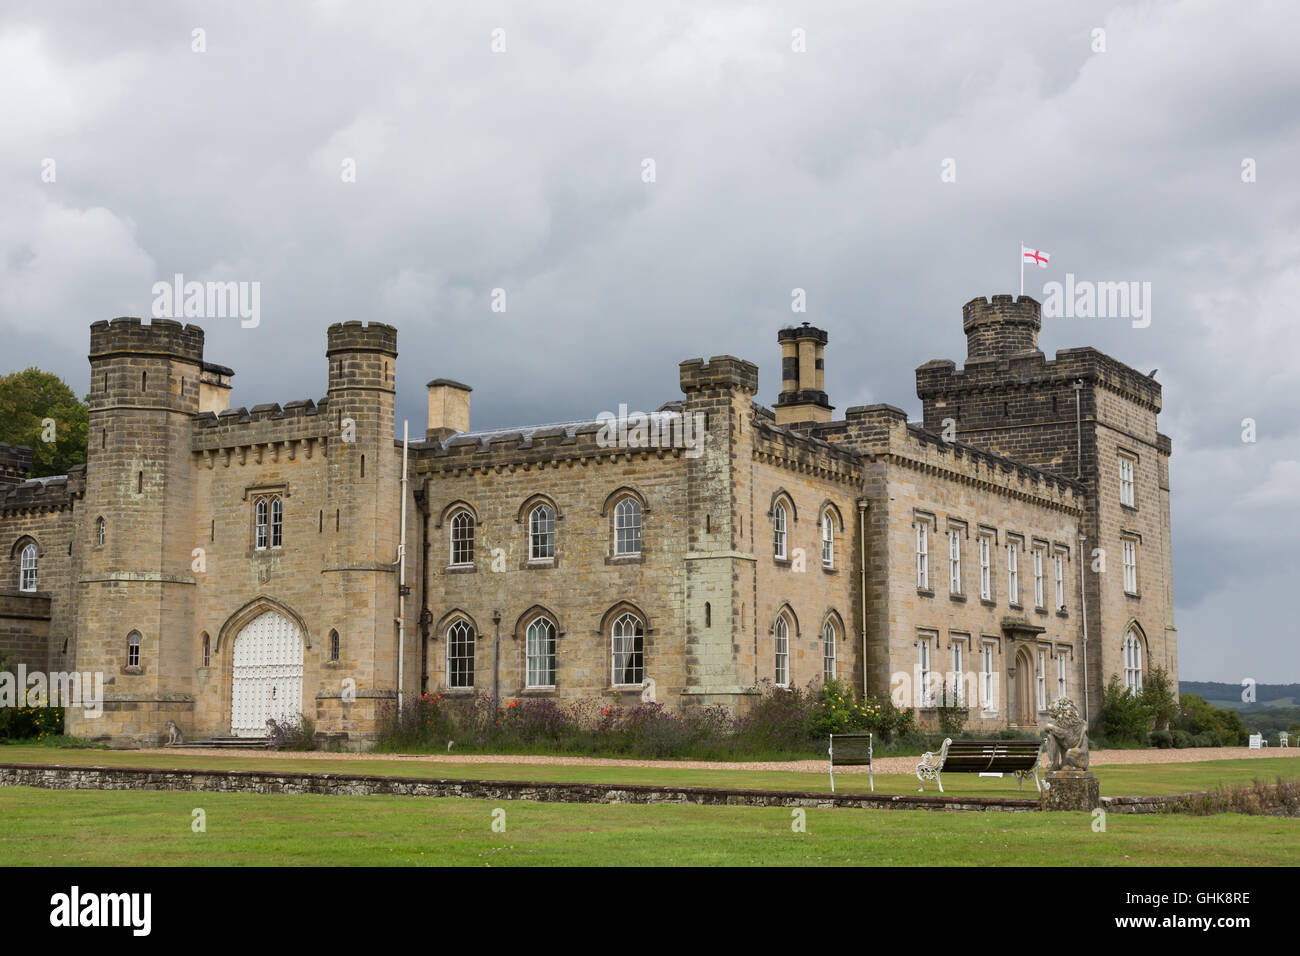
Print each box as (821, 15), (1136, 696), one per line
(1281, 732), (1290, 748)
(1249, 733), (1265, 749)
(827, 732), (874, 793)
(915, 738), (1043, 793)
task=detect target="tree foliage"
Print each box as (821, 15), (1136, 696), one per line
(1140, 663), (1179, 731)
(0, 368), (88, 478)
(1098, 674), (1154, 743)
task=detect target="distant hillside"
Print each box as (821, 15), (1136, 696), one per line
(1180, 681), (1300, 711)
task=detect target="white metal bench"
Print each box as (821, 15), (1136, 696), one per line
(916, 738), (1043, 793)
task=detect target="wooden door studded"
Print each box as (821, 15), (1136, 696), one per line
(231, 610), (304, 736)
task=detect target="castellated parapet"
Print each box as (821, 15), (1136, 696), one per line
(88, 317), (205, 364)
(0, 444), (34, 485)
(679, 355), (760, 394)
(962, 294), (1042, 361)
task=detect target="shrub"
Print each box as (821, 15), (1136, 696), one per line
(1149, 729), (1173, 749)
(615, 702), (696, 758)
(266, 714), (316, 750)
(500, 697), (580, 745)
(1174, 694), (1248, 747)
(935, 680), (968, 737)
(1099, 675), (1154, 743)
(810, 678), (870, 738)
(733, 681), (815, 752)
(0, 705), (65, 741)
(1140, 664), (1179, 731)
(374, 693), (459, 751)
(1172, 729), (1193, 748)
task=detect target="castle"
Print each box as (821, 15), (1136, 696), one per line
(0, 293), (1176, 747)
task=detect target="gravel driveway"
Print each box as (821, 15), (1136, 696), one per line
(139, 745), (1296, 776)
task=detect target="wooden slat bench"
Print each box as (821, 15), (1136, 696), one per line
(828, 732), (874, 793)
(915, 737), (1043, 793)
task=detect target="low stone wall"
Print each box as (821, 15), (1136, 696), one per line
(0, 762), (1039, 812)
(1104, 784), (1300, 816)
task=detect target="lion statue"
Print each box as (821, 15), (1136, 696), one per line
(1043, 697), (1089, 771)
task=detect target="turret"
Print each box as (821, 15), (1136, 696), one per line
(72, 317), (206, 744)
(962, 295), (1042, 361)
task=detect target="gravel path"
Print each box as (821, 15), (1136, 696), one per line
(136, 745), (1297, 777)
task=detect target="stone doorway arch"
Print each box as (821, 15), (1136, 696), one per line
(229, 609), (305, 737)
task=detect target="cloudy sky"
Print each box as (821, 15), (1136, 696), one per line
(2, 1), (1296, 682)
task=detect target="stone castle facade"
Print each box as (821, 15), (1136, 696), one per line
(0, 293), (1176, 747)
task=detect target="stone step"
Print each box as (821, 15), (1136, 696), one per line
(175, 736), (268, 749)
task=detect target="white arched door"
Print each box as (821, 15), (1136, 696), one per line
(231, 610), (304, 737)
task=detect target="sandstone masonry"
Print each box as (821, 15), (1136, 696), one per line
(0, 294), (1176, 745)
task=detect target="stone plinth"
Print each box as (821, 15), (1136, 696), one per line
(1040, 770), (1101, 811)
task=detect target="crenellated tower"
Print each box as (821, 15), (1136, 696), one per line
(679, 355), (759, 707)
(320, 322), (400, 721)
(915, 294), (1176, 723)
(69, 317), (205, 743)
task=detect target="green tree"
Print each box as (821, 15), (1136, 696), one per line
(1140, 663), (1179, 731)
(1174, 694), (1249, 747)
(0, 368), (88, 478)
(1098, 674), (1154, 743)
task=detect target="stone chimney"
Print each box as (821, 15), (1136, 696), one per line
(773, 322), (832, 425)
(426, 379), (471, 441)
(199, 361), (233, 414)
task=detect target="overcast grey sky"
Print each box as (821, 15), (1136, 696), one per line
(2, 1), (1297, 682)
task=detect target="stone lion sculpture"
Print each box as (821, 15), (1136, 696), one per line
(1043, 697), (1089, 771)
(164, 720), (183, 746)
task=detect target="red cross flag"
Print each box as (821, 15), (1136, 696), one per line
(1020, 242), (1051, 295)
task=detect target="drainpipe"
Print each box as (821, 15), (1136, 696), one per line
(418, 479), (431, 695)
(492, 609), (502, 716)
(1072, 379), (1084, 479)
(397, 420), (409, 710)
(1078, 529), (1090, 720)
(858, 497), (870, 700)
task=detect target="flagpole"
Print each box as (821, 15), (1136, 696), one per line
(1019, 240), (1024, 297)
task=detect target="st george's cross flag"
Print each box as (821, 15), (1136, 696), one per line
(1020, 243), (1051, 295)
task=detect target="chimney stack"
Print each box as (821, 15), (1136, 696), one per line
(426, 379), (471, 441)
(773, 322), (832, 425)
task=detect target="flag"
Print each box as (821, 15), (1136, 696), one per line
(1022, 247), (1050, 268)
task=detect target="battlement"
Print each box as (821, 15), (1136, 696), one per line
(0, 466), (85, 513)
(0, 443), (33, 484)
(679, 356), (759, 395)
(900, 423), (1083, 505)
(192, 397), (333, 452)
(326, 321), (398, 357)
(411, 409), (708, 475)
(750, 416), (861, 482)
(916, 346), (1162, 412)
(89, 317), (205, 363)
(841, 404), (910, 447)
(962, 295), (1041, 360)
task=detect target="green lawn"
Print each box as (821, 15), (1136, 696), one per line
(1, 743), (1297, 797)
(0, 785), (1295, 866)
